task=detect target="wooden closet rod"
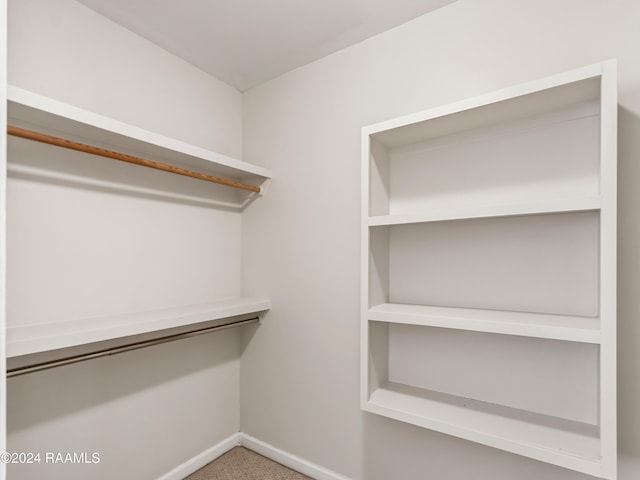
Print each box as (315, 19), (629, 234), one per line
(7, 125), (261, 193)
(6, 316), (260, 378)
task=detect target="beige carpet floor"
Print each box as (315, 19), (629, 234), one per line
(184, 446), (313, 480)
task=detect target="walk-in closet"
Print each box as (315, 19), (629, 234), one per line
(2, 1), (640, 480)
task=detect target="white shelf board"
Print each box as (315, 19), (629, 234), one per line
(367, 382), (603, 477)
(364, 62), (605, 148)
(7, 86), (272, 185)
(368, 196), (601, 226)
(368, 303), (600, 343)
(6, 298), (270, 357)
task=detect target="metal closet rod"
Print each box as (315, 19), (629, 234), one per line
(7, 125), (261, 193)
(6, 316), (260, 378)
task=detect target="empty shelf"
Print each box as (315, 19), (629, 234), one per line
(368, 303), (600, 343)
(7, 298), (270, 357)
(367, 382), (603, 477)
(368, 196), (601, 226)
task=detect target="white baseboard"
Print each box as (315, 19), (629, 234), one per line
(157, 431), (351, 480)
(157, 432), (241, 480)
(238, 433), (351, 480)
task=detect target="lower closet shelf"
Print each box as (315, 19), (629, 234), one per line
(6, 297), (270, 357)
(366, 382), (603, 476)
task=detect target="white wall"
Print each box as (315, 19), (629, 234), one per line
(7, 0), (640, 479)
(240, 0), (640, 479)
(6, 1), (245, 479)
(8, 0), (242, 159)
(0, 0), (8, 478)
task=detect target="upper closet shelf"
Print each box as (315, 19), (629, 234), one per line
(364, 63), (602, 145)
(7, 86), (272, 206)
(6, 298), (270, 358)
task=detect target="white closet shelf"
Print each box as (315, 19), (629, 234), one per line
(368, 303), (600, 343)
(365, 63), (601, 148)
(368, 196), (601, 226)
(366, 382), (603, 477)
(6, 298), (270, 358)
(7, 86), (272, 190)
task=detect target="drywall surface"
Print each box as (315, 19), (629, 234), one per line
(240, 0), (640, 479)
(7, 332), (241, 480)
(6, 0), (243, 479)
(7, 0), (242, 159)
(0, 0), (7, 478)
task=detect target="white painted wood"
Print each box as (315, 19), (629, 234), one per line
(361, 60), (617, 478)
(239, 434), (352, 480)
(597, 58), (619, 480)
(369, 304), (600, 343)
(369, 196), (601, 226)
(0, 0), (8, 474)
(360, 129), (372, 411)
(367, 227), (390, 308)
(7, 298), (270, 357)
(363, 63), (602, 143)
(368, 139), (390, 217)
(5, 86), (272, 360)
(367, 321), (389, 396)
(156, 431), (353, 480)
(7, 86), (272, 201)
(367, 383), (604, 478)
(156, 433), (242, 480)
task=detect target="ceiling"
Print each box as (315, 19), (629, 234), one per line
(76, 0), (458, 91)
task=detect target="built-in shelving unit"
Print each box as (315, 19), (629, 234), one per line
(361, 61), (617, 478)
(6, 86), (272, 360)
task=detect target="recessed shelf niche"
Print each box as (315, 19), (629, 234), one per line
(361, 60), (617, 479)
